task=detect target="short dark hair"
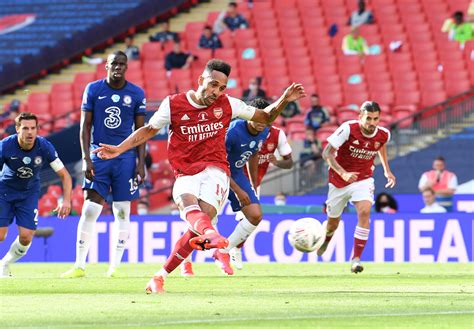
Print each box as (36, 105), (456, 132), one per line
(250, 98), (270, 109)
(111, 50), (128, 61)
(360, 101), (381, 113)
(229, 2), (237, 8)
(205, 59), (231, 77)
(435, 156), (445, 162)
(15, 112), (38, 127)
(204, 25), (212, 30)
(453, 11), (463, 19)
(311, 93), (319, 98)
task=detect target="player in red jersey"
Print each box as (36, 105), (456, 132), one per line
(317, 101), (396, 273)
(93, 59), (306, 292)
(228, 124), (294, 269)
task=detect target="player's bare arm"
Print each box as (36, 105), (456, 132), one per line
(230, 177), (251, 207)
(80, 111), (94, 180)
(377, 144), (396, 188)
(54, 167), (72, 219)
(134, 115), (146, 182)
(251, 83), (306, 124)
(248, 153), (259, 189)
(322, 143), (359, 183)
(271, 154), (293, 169)
(94, 124), (159, 160)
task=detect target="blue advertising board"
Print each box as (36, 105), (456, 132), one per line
(0, 213), (472, 263)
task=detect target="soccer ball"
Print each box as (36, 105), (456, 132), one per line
(288, 217), (325, 253)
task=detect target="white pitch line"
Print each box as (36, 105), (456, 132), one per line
(4, 310), (474, 329)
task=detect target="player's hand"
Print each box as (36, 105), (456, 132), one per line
(268, 154), (278, 165)
(83, 158), (95, 181)
(341, 171), (359, 183)
(93, 143), (121, 160)
(54, 199), (71, 219)
(136, 162), (146, 185)
(237, 189), (251, 207)
(385, 171), (396, 188)
(283, 83), (306, 102)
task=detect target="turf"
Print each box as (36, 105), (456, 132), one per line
(0, 263), (473, 328)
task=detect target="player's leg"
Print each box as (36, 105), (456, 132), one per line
(146, 229), (197, 294)
(61, 162), (108, 278)
(108, 157), (138, 277)
(0, 196), (14, 277)
(0, 227), (11, 278)
(318, 184), (349, 256)
(1, 194), (38, 277)
(348, 178), (375, 274)
(180, 253), (194, 276)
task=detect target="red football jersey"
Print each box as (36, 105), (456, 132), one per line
(244, 126), (292, 187)
(148, 91), (256, 177)
(327, 120), (390, 188)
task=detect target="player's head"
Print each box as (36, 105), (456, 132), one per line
(422, 188), (436, 206)
(15, 112), (38, 148)
(433, 156), (445, 171)
(249, 98), (270, 132)
(358, 101), (380, 134)
(197, 59), (231, 106)
(105, 51), (128, 82)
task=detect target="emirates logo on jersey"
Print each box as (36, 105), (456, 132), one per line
(213, 107), (223, 119)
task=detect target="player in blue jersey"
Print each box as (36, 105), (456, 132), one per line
(181, 98), (270, 276)
(61, 51), (146, 278)
(0, 113), (72, 278)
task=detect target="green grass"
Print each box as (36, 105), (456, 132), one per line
(0, 263), (473, 328)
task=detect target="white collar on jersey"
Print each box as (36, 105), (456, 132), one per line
(186, 90), (208, 109)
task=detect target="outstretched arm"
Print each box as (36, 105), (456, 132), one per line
(251, 83), (306, 124)
(378, 145), (396, 188)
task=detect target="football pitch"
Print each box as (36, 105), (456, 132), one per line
(0, 263), (473, 328)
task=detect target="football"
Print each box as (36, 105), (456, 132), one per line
(288, 217), (325, 253)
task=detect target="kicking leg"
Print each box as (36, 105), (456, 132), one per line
(351, 200), (372, 274)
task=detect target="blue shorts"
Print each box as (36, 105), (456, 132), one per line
(228, 171), (260, 212)
(0, 186), (39, 230)
(83, 157), (139, 201)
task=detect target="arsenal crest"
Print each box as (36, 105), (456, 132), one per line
(213, 107), (223, 119)
(267, 143), (275, 152)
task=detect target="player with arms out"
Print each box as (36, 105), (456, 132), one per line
(0, 113), (72, 277)
(94, 59), (306, 292)
(318, 101), (396, 273)
(61, 51), (146, 278)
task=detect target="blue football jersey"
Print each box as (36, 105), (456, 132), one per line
(0, 135), (59, 192)
(82, 79), (146, 160)
(226, 119), (269, 175)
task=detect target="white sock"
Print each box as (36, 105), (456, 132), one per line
(1, 236), (31, 264)
(75, 200), (103, 270)
(221, 217), (257, 253)
(154, 268), (169, 278)
(110, 201), (131, 269)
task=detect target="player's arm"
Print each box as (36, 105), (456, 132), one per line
(230, 176), (251, 207)
(248, 152), (259, 189)
(134, 114), (146, 182)
(80, 111), (94, 180)
(377, 144), (396, 188)
(251, 83), (306, 124)
(322, 143), (358, 183)
(272, 130), (293, 169)
(49, 155), (72, 219)
(271, 154), (293, 169)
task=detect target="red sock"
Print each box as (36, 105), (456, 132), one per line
(163, 230), (197, 273)
(185, 209), (215, 235)
(353, 238), (368, 260)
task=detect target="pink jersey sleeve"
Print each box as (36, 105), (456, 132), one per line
(149, 97), (171, 130)
(327, 122), (350, 149)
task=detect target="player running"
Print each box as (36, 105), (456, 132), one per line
(317, 101), (396, 273)
(229, 121), (293, 269)
(181, 98), (272, 276)
(61, 51), (146, 279)
(0, 113), (72, 277)
(93, 59), (306, 293)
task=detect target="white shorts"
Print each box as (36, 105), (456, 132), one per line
(326, 178), (375, 218)
(172, 166), (230, 220)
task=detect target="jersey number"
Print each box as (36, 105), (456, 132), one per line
(129, 178), (139, 194)
(104, 106), (122, 129)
